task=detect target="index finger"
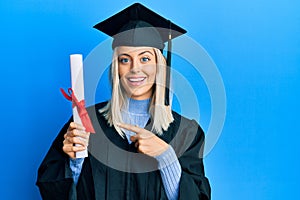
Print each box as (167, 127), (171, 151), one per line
(68, 122), (86, 131)
(116, 123), (142, 134)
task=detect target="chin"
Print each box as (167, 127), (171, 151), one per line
(127, 89), (152, 100)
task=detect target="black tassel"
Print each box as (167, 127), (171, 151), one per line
(165, 21), (172, 106)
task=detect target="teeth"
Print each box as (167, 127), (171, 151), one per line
(129, 77), (145, 82)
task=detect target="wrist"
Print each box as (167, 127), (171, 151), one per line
(154, 145), (179, 169)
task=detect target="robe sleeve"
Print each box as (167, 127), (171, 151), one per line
(177, 121), (211, 200)
(36, 118), (77, 200)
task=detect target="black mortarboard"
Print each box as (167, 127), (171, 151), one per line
(93, 3), (187, 105)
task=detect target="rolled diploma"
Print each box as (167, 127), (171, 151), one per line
(70, 54), (88, 158)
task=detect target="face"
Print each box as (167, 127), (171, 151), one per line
(116, 46), (157, 100)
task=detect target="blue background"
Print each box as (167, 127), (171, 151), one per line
(0, 0), (299, 199)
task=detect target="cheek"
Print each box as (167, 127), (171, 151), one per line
(118, 66), (128, 78)
(144, 65), (156, 79)
(118, 66), (128, 88)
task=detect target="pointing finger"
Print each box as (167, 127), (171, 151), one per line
(116, 123), (141, 134)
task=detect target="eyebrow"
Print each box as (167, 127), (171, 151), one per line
(118, 50), (154, 57)
(118, 53), (130, 57)
(138, 50), (154, 56)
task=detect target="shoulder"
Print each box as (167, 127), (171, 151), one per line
(171, 110), (204, 135)
(85, 101), (110, 126)
(166, 110), (205, 156)
(86, 101), (109, 118)
(86, 101), (108, 111)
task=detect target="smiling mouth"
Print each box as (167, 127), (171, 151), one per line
(129, 77), (146, 82)
(127, 77), (146, 86)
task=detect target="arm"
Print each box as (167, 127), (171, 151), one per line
(36, 119), (75, 200)
(36, 120), (89, 200)
(155, 126), (210, 200)
(155, 145), (181, 200)
(64, 122), (89, 185)
(117, 121), (211, 200)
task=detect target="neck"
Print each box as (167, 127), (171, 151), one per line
(127, 98), (150, 114)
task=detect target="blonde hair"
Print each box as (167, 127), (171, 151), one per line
(99, 47), (174, 136)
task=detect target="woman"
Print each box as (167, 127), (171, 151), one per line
(37, 3), (211, 200)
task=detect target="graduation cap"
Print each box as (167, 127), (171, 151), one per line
(93, 3), (187, 105)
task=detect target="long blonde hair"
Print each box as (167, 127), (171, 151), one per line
(99, 47), (174, 136)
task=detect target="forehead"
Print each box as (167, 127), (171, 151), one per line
(116, 46), (155, 55)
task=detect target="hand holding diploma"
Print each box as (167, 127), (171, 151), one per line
(63, 122), (90, 159)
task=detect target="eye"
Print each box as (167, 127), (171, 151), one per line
(141, 57), (150, 63)
(119, 57), (130, 64)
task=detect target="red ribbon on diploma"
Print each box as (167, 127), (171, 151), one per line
(60, 88), (95, 133)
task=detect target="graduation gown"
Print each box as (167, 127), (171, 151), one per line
(36, 102), (211, 200)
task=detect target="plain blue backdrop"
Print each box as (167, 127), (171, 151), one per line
(0, 0), (299, 199)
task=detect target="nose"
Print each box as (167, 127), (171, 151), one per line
(130, 58), (141, 73)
